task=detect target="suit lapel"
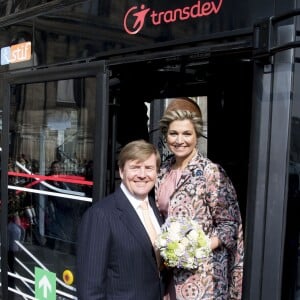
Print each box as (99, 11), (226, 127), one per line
(149, 196), (164, 226)
(114, 188), (158, 270)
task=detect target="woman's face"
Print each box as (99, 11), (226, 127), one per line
(166, 119), (197, 159)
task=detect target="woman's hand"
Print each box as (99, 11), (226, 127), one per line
(210, 236), (221, 250)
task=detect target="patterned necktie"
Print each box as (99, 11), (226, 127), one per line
(140, 200), (157, 245)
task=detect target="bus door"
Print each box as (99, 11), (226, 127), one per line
(0, 61), (108, 300)
(108, 52), (253, 223)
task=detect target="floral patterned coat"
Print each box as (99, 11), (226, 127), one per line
(155, 152), (244, 300)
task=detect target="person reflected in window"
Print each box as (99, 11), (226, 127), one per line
(45, 160), (71, 248)
(8, 213), (25, 288)
(155, 98), (244, 300)
(48, 160), (68, 188)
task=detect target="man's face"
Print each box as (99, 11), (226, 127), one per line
(52, 163), (61, 174)
(119, 154), (157, 200)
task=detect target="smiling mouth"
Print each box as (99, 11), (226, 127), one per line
(174, 145), (185, 149)
(135, 181), (148, 185)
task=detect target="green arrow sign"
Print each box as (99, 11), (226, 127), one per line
(35, 267), (56, 300)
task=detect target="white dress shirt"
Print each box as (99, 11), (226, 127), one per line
(120, 183), (161, 235)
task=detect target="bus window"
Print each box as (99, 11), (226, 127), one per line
(7, 76), (96, 298)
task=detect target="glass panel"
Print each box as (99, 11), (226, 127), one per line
(7, 77), (95, 298)
(282, 53), (300, 300)
(0, 81), (3, 297)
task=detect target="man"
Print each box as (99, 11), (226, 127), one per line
(76, 140), (165, 300)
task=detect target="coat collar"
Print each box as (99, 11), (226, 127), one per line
(159, 151), (206, 177)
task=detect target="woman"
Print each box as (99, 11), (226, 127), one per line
(156, 98), (244, 300)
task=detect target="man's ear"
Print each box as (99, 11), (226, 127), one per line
(119, 168), (124, 180)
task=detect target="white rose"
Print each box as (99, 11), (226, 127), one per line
(181, 237), (189, 247)
(156, 237), (167, 248)
(169, 221), (181, 235)
(187, 230), (198, 242)
(174, 243), (185, 257)
(195, 248), (206, 258)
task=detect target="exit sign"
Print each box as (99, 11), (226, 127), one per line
(35, 267), (56, 300)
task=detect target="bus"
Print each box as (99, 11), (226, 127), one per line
(0, 0), (299, 299)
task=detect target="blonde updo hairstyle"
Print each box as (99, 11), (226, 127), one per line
(159, 98), (203, 138)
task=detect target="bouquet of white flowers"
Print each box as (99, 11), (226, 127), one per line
(155, 216), (211, 270)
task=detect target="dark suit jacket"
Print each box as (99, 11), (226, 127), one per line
(76, 187), (165, 300)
